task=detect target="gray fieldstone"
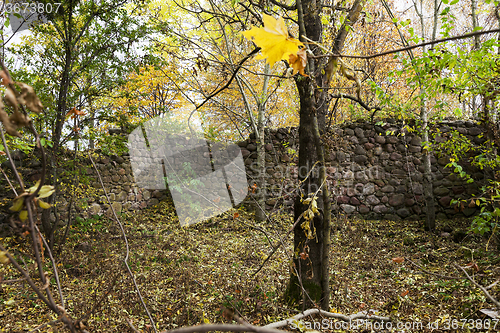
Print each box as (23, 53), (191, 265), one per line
(373, 205), (388, 213)
(354, 155), (367, 164)
(341, 204), (356, 214)
(410, 136), (422, 146)
(354, 146), (366, 155)
(386, 136), (398, 144)
(354, 127), (365, 138)
(359, 205), (370, 213)
(366, 195), (380, 205)
(389, 194), (405, 206)
(89, 203), (101, 215)
(363, 183), (376, 195)
(396, 208), (410, 218)
(111, 202), (122, 214)
(468, 127), (482, 136)
(381, 185), (394, 193)
(375, 135), (385, 144)
(434, 187), (449, 196)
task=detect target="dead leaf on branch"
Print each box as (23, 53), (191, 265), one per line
(0, 81), (43, 137)
(0, 98), (23, 137)
(242, 14), (303, 67)
(289, 49), (308, 77)
(66, 107), (86, 119)
(9, 110), (31, 128)
(17, 82), (43, 114)
(4, 86), (18, 112)
(466, 262), (479, 272)
(0, 71), (10, 86)
(325, 56), (361, 99)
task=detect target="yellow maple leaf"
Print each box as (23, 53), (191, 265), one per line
(242, 14), (303, 66)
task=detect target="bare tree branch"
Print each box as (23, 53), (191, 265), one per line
(454, 263), (500, 309)
(269, 0), (296, 10)
(337, 29), (500, 59)
(188, 47), (261, 127)
(161, 323), (290, 333)
(264, 308), (390, 329)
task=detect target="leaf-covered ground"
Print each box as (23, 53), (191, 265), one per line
(0, 201), (499, 332)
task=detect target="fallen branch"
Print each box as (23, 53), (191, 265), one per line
(0, 277), (27, 284)
(264, 308), (390, 329)
(486, 279), (500, 290)
(454, 263), (500, 310)
(161, 323), (289, 333)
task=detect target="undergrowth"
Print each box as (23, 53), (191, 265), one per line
(0, 201), (499, 332)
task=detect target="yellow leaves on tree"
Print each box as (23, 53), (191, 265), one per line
(242, 14), (306, 74)
(300, 195), (318, 239)
(325, 57), (361, 99)
(10, 181), (55, 222)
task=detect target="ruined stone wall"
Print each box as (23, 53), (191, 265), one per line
(240, 120), (490, 220)
(0, 120), (491, 222)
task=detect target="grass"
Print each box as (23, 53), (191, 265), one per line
(0, 200), (499, 332)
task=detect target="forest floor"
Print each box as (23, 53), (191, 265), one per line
(0, 200), (499, 332)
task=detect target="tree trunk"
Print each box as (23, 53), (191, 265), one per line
(471, 0), (480, 49)
(284, 0), (363, 309)
(421, 108), (435, 231)
(414, 0), (436, 231)
(285, 75), (328, 309)
(496, 3), (500, 54)
(53, 48), (72, 151)
(255, 65), (271, 222)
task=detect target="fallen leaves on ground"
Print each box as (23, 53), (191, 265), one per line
(0, 205), (499, 332)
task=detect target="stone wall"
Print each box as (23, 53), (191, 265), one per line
(0, 152), (170, 221)
(240, 120), (490, 220)
(0, 120), (491, 222)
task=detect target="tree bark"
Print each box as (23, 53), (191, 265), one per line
(471, 0), (480, 49)
(412, 0), (436, 231)
(255, 65), (271, 222)
(285, 75), (327, 308)
(285, 0), (363, 309)
(496, 3), (500, 54)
